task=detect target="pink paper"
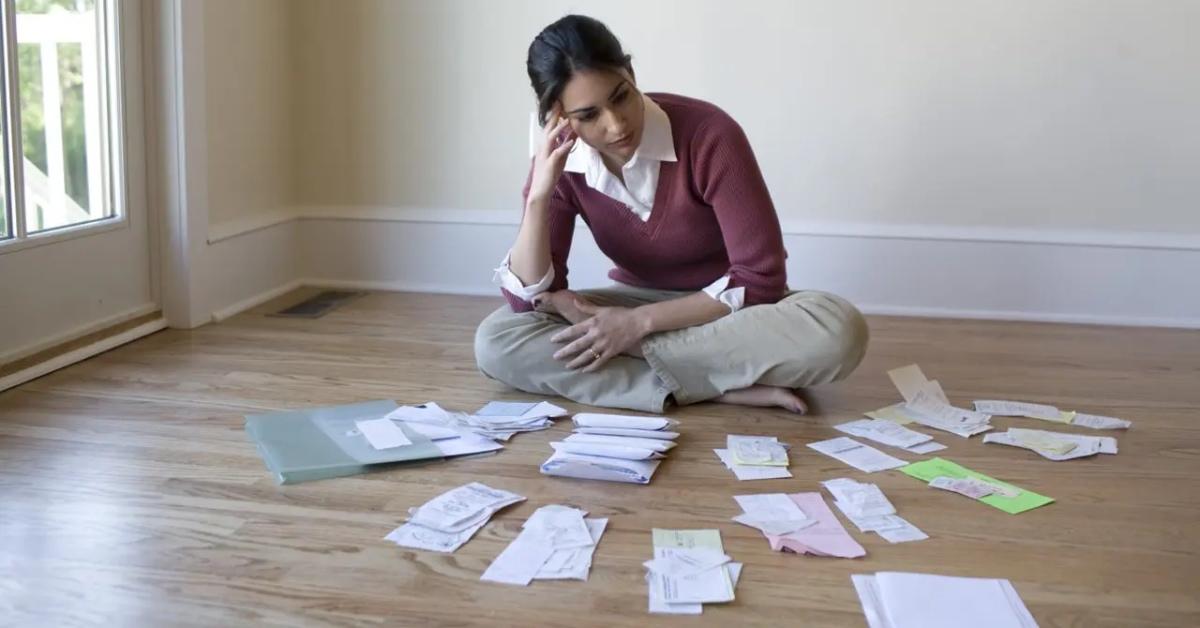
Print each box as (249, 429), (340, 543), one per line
(765, 493), (865, 558)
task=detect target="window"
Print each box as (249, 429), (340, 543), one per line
(1, 0), (122, 244)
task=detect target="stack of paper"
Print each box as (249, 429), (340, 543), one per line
(834, 419), (946, 454)
(646, 529), (744, 615)
(853, 571), (1039, 628)
(384, 482), (524, 552)
(974, 400), (1133, 430)
(900, 458), (1054, 514)
(983, 428), (1117, 460)
(480, 505), (608, 585)
(807, 437), (908, 472)
(714, 435), (793, 480)
(823, 478), (927, 543)
(381, 402), (506, 457)
(385, 400), (567, 445)
(464, 400), (570, 440)
(734, 492), (866, 558)
(873, 364), (994, 438)
(541, 414), (679, 484)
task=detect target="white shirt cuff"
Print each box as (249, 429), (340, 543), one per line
(701, 275), (745, 313)
(492, 251), (555, 301)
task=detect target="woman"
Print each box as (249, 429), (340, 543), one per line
(474, 15), (868, 414)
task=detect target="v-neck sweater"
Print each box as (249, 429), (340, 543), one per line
(504, 92), (788, 313)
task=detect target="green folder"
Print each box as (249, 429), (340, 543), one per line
(245, 400), (445, 484)
(899, 457), (1054, 514)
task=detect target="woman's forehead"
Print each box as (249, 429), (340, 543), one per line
(560, 68), (632, 108)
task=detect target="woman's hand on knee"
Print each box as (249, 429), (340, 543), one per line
(550, 301), (651, 372)
(535, 290), (592, 325)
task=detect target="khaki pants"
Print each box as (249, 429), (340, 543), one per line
(474, 285), (869, 414)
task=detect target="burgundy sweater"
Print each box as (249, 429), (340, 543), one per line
(503, 93), (788, 313)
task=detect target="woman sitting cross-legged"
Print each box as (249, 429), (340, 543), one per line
(474, 15), (869, 414)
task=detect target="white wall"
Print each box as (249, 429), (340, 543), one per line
(187, 0), (1200, 328)
(289, 0), (1200, 234)
(204, 0), (293, 229)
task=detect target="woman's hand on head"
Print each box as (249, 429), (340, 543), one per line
(527, 111), (577, 204)
(550, 300), (650, 372)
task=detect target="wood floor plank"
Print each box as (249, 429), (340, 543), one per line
(1, 290), (1198, 626)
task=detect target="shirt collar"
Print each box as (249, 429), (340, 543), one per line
(564, 94), (676, 173)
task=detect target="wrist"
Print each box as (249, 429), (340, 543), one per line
(632, 305), (656, 337)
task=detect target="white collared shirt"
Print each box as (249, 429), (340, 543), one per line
(496, 94), (745, 312)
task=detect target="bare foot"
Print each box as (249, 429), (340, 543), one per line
(714, 385), (808, 414)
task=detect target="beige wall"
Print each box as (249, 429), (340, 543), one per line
(204, 0), (293, 227)
(223, 0), (1200, 233)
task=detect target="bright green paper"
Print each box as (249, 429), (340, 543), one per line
(900, 457), (1054, 514)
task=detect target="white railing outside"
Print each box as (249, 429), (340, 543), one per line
(17, 9), (102, 231)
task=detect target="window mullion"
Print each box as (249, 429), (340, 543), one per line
(1, 0), (26, 240)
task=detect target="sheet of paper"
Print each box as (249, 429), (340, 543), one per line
(480, 529), (557, 586)
(647, 563), (744, 615)
(384, 519), (487, 553)
(1072, 412), (1131, 430)
(888, 364), (931, 403)
(429, 432), (505, 457)
(715, 449), (793, 480)
(550, 441), (664, 460)
(808, 437), (907, 472)
(733, 493), (812, 535)
(475, 401), (539, 416)
(575, 426), (680, 440)
(727, 435), (789, 466)
(866, 403), (918, 425)
(930, 476), (998, 499)
(647, 549), (734, 604)
(647, 529), (734, 613)
(535, 518), (608, 580)
(973, 399), (1062, 421)
(901, 458), (1053, 514)
(877, 519), (929, 544)
(566, 432), (677, 452)
(408, 483), (525, 532)
(822, 478), (896, 517)
(871, 571), (1039, 628)
(355, 417), (413, 449)
(573, 413), (674, 431)
(905, 441), (947, 454)
(905, 391), (993, 437)
(761, 493), (866, 558)
(525, 505), (594, 549)
(835, 418), (932, 449)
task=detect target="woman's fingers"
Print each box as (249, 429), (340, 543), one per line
(566, 348), (599, 370)
(550, 322), (586, 344)
(553, 332), (594, 361)
(581, 349), (613, 373)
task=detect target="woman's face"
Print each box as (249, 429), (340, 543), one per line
(557, 68), (644, 163)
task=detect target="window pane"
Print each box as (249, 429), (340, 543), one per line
(17, 0), (106, 234)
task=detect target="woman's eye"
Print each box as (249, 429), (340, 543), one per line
(614, 90), (629, 103)
(580, 112), (597, 122)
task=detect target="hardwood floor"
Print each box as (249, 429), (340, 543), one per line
(1, 289), (1198, 627)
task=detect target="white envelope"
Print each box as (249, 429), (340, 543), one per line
(575, 426), (680, 440)
(550, 441), (665, 460)
(572, 413), (678, 431)
(565, 432), (677, 452)
(541, 451), (661, 484)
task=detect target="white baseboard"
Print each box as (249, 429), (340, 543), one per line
(0, 302), (160, 366)
(201, 206), (1200, 329)
(0, 318), (168, 393)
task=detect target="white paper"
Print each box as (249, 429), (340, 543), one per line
(984, 429), (1116, 461)
(835, 419), (932, 449)
(524, 505), (594, 550)
(715, 449), (793, 481)
(429, 432), (505, 457)
(476, 401), (539, 416)
(541, 451), (661, 484)
(808, 437), (908, 472)
(727, 435), (789, 466)
(575, 426), (680, 440)
(573, 413), (675, 431)
(1071, 412), (1131, 430)
(877, 519), (929, 544)
(550, 441), (664, 460)
(535, 518), (608, 580)
(905, 441), (947, 454)
(565, 432), (677, 452)
(355, 417), (413, 449)
(384, 519), (487, 553)
(407, 483), (525, 532)
(480, 529), (557, 586)
(973, 400), (1061, 420)
(646, 547), (734, 604)
(866, 571), (1039, 628)
(822, 479), (896, 517)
